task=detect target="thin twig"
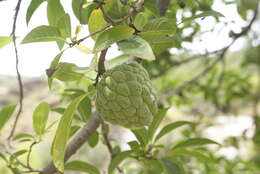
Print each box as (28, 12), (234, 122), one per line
(8, 0), (24, 140)
(151, 54), (209, 79)
(42, 1), (146, 174)
(69, 0), (145, 47)
(26, 141), (37, 169)
(7, 152), (29, 169)
(159, 48), (227, 102)
(3, 149), (42, 173)
(159, 7), (259, 102)
(100, 4), (116, 24)
(101, 121), (124, 173)
(71, 24), (112, 47)
(101, 122), (114, 158)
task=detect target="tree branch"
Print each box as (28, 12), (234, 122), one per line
(158, 7), (259, 102)
(95, 48), (108, 85)
(41, 113), (101, 174)
(151, 54), (209, 79)
(8, 0), (24, 140)
(70, 0), (145, 47)
(40, 1), (147, 171)
(41, 1), (259, 173)
(40, 2), (148, 172)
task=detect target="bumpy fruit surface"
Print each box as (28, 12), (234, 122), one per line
(96, 62), (157, 129)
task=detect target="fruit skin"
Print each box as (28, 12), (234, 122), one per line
(96, 62), (157, 129)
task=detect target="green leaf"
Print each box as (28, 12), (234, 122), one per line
(45, 120), (59, 132)
(103, 0), (129, 20)
(0, 36), (13, 48)
(52, 94), (87, 172)
(49, 50), (65, 69)
(94, 25), (134, 52)
(148, 108), (169, 141)
(237, 2), (247, 20)
(26, 0), (45, 25)
(106, 54), (129, 69)
(140, 30), (176, 45)
(200, 10), (225, 17)
(57, 14), (71, 38)
(65, 161), (100, 174)
(131, 128), (148, 147)
(78, 96), (92, 122)
(134, 12), (148, 31)
(88, 131), (99, 148)
(118, 35), (155, 61)
(52, 107), (67, 114)
(0, 152), (7, 162)
(143, 17), (176, 31)
(141, 30), (176, 37)
(72, 0), (96, 24)
(108, 150), (132, 174)
(144, 0), (160, 17)
(172, 138), (220, 150)
(47, 0), (65, 26)
(140, 31), (179, 54)
(160, 159), (184, 174)
(52, 62), (84, 82)
(140, 17), (177, 54)
(69, 125), (81, 138)
(143, 159), (164, 173)
(0, 104), (16, 132)
(47, 50), (66, 89)
(12, 149), (28, 157)
(10, 149), (28, 164)
(182, 10), (224, 23)
(184, 0), (199, 8)
(33, 102), (50, 136)
(88, 9), (108, 40)
(46, 0), (66, 49)
(12, 133), (34, 141)
(171, 148), (213, 163)
(21, 25), (65, 44)
(127, 141), (140, 152)
(155, 121), (194, 142)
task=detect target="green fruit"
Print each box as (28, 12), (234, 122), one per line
(96, 62), (157, 129)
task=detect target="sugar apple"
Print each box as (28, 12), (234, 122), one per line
(95, 62), (157, 129)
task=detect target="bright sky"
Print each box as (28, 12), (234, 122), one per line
(0, 0), (251, 77)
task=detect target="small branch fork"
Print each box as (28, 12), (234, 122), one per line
(42, 113), (101, 174)
(42, 1), (146, 174)
(159, 6), (259, 102)
(0, 142), (41, 173)
(8, 0), (24, 141)
(69, 0), (145, 47)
